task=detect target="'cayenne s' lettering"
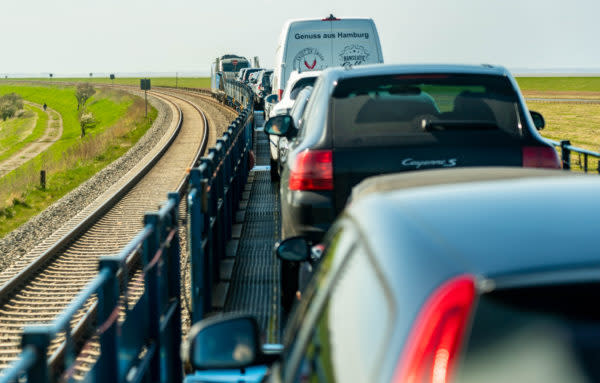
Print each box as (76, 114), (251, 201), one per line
(401, 158), (458, 169)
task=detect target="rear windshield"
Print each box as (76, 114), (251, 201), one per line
(222, 61), (249, 72)
(456, 283), (600, 382)
(331, 74), (527, 147)
(290, 77), (317, 100)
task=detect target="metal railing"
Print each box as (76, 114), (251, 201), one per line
(1, 193), (182, 383)
(546, 139), (600, 173)
(187, 79), (254, 322)
(0, 80), (255, 383)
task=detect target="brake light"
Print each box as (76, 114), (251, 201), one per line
(522, 146), (561, 169)
(289, 150), (333, 191)
(278, 89), (283, 100)
(322, 14), (340, 21)
(393, 275), (476, 383)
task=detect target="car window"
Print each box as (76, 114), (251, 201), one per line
(330, 74), (529, 147)
(281, 222), (356, 373)
(290, 77), (317, 100)
(290, 87), (313, 127)
(290, 243), (393, 383)
(263, 72), (273, 85)
(296, 75), (327, 140)
(456, 282), (600, 382)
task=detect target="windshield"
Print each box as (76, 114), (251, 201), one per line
(331, 74), (528, 147)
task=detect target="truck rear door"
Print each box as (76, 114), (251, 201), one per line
(331, 19), (383, 67)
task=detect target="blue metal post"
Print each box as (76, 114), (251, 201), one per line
(560, 140), (571, 170)
(97, 258), (120, 383)
(21, 327), (50, 383)
(188, 168), (205, 322)
(143, 212), (161, 381)
(166, 192), (183, 383)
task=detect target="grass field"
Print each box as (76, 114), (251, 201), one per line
(517, 77), (600, 172)
(0, 84), (157, 236)
(0, 105), (47, 162)
(516, 77), (600, 93)
(2, 77), (211, 89)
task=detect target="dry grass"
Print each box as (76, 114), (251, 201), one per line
(528, 101), (600, 172)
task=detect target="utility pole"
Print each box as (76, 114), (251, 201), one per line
(176, 72), (178, 89)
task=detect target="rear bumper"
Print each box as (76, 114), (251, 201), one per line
(280, 188), (335, 242)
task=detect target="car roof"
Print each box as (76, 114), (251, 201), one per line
(286, 70), (322, 86)
(347, 168), (600, 282)
(319, 63), (512, 83)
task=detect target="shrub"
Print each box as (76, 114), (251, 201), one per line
(79, 111), (97, 137)
(75, 83), (96, 110)
(0, 93), (23, 120)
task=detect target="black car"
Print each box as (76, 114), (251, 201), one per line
(183, 168), (600, 383)
(264, 64), (560, 310)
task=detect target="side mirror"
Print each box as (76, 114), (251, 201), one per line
(530, 110), (545, 130)
(265, 94), (279, 104)
(275, 237), (310, 262)
(264, 115), (293, 136)
(183, 315), (262, 370)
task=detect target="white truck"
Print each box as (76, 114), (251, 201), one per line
(272, 14), (384, 99)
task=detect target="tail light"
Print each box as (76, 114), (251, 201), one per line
(393, 275), (476, 383)
(522, 146), (561, 169)
(278, 89), (283, 100)
(289, 149), (333, 191)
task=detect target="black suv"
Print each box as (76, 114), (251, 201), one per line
(265, 64), (560, 310)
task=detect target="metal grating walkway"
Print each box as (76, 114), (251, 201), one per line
(223, 113), (282, 343)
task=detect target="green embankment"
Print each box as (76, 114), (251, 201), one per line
(3, 77), (211, 89)
(0, 105), (48, 162)
(0, 84), (157, 236)
(516, 77), (600, 93)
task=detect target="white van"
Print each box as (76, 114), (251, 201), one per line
(272, 15), (384, 99)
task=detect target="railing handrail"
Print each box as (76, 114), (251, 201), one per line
(546, 138), (600, 158)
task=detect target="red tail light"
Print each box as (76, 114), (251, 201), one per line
(278, 89), (283, 100)
(522, 146), (561, 169)
(393, 275), (476, 383)
(289, 150), (333, 191)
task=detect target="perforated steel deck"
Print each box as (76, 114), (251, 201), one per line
(223, 113), (281, 343)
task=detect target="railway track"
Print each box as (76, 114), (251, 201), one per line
(0, 88), (236, 377)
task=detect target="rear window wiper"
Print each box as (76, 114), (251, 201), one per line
(421, 119), (499, 131)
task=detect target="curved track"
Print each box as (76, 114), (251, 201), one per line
(0, 89), (235, 375)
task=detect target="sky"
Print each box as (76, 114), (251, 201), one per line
(1, 0), (600, 77)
